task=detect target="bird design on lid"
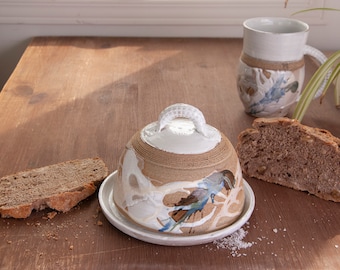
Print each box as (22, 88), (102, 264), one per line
(159, 170), (236, 233)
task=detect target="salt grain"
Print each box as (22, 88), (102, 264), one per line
(213, 228), (254, 257)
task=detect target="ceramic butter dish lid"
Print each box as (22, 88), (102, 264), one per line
(113, 103), (245, 235)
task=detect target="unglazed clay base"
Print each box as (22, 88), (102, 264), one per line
(99, 171), (255, 246)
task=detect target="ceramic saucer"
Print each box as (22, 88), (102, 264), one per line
(98, 171), (255, 246)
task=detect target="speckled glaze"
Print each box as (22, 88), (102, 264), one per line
(113, 104), (245, 235)
(237, 17), (328, 117)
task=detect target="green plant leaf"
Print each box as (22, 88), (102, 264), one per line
(335, 76), (340, 109)
(291, 8), (340, 16)
(320, 63), (340, 103)
(292, 51), (340, 122)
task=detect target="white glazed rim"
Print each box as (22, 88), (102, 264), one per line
(244, 17), (309, 35)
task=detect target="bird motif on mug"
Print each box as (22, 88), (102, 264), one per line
(249, 73), (299, 115)
(159, 170), (236, 233)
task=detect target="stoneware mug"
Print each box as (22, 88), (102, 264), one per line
(237, 17), (328, 117)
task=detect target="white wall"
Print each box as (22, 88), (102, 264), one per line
(1, 0), (339, 88)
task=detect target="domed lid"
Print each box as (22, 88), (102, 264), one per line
(141, 104), (221, 154)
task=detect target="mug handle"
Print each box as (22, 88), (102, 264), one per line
(302, 45), (330, 99)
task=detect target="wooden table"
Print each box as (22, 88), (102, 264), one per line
(0, 37), (339, 270)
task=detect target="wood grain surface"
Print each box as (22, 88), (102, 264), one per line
(0, 37), (339, 270)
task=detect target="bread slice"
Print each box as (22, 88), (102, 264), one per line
(0, 158), (108, 218)
(236, 118), (340, 202)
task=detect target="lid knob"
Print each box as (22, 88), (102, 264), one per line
(141, 103), (221, 154)
(156, 103), (208, 137)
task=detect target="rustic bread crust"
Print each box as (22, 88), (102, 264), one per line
(236, 117), (340, 202)
(0, 158), (109, 218)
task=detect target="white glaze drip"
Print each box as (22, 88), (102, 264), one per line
(114, 148), (243, 234)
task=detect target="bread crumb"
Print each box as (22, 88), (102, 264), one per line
(47, 211), (57, 220)
(97, 220), (103, 226)
(44, 232), (59, 241)
(69, 245), (74, 250)
(6, 240), (12, 244)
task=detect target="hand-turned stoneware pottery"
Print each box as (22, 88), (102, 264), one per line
(113, 103), (245, 235)
(237, 17), (328, 117)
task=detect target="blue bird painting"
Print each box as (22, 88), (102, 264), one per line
(159, 170), (236, 233)
(249, 75), (299, 115)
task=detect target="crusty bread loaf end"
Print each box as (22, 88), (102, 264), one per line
(236, 117), (340, 202)
(0, 157), (109, 218)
